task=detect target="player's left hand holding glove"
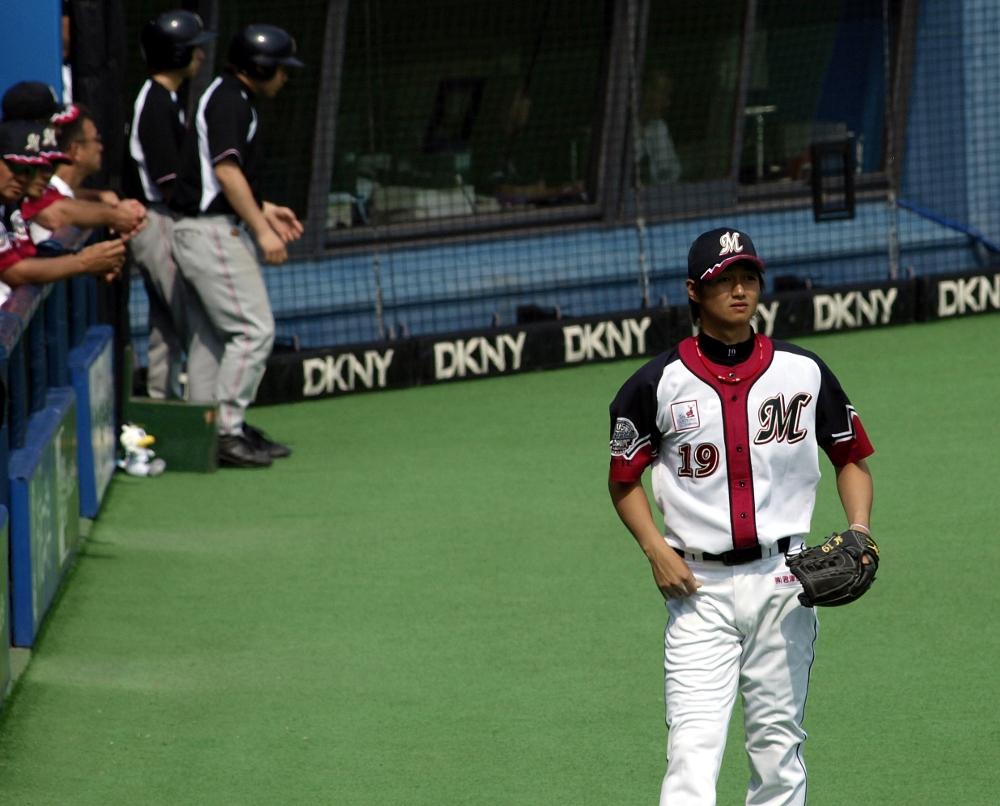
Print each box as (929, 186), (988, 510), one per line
(784, 529), (879, 607)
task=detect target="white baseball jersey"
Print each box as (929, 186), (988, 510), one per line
(609, 334), (873, 555)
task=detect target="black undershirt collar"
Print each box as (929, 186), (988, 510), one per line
(697, 330), (756, 366)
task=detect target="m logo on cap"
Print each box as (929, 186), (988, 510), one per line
(719, 231), (743, 256)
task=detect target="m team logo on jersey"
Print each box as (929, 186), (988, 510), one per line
(719, 231), (743, 256)
(610, 417), (648, 459)
(754, 393), (812, 444)
(670, 400), (700, 432)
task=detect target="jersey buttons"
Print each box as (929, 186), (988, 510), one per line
(731, 394), (737, 401)
(739, 480), (746, 487)
(736, 445), (743, 452)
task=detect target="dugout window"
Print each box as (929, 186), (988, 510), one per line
(628, 0), (748, 217)
(736, 0), (902, 193)
(323, 0), (611, 244)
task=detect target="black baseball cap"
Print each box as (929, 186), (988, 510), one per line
(688, 227), (766, 281)
(0, 121), (51, 165)
(2, 81), (61, 122)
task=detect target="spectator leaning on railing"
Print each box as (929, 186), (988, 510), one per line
(1, 83), (148, 243)
(0, 121), (125, 289)
(24, 104), (147, 244)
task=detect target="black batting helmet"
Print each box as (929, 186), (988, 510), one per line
(140, 10), (216, 72)
(228, 25), (304, 81)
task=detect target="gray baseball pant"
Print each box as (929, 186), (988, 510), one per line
(171, 215), (274, 436)
(127, 208), (186, 399)
(129, 208), (221, 402)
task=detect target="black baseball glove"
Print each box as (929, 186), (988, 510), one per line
(784, 529), (879, 607)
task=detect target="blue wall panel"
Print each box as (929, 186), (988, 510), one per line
(0, 506), (9, 701)
(9, 388), (80, 648)
(0, 0), (62, 102)
(70, 327), (115, 519)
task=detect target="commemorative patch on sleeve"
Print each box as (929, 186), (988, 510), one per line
(610, 417), (641, 457)
(670, 400), (700, 432)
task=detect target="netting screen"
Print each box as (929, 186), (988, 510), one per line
(122, 0), (999, 361)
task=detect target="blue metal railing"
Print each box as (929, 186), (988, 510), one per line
(0, 276), (98, 462)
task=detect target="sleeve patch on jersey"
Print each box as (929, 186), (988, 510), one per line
(610, 417), (648, 459)
(823, 413), (874, 466)
(670, 400), (700, 432)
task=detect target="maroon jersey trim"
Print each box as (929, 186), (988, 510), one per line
(678, 334), (775, 551)
(20, 185), (64, 221)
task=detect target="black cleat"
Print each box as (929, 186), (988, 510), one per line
(243, 423), (292, 458)
(218, 433), (273, 467)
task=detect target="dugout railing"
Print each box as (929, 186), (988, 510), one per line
(0, 264), (117, 701)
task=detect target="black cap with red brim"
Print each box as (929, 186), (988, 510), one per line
(688, 227), (766, 281)
(0, 121), (51, 165)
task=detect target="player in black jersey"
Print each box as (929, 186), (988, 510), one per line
(170, 25), (304, 467)
(124, 10), (216, 399)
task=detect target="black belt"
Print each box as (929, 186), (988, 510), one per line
(673, 536), (791, 566)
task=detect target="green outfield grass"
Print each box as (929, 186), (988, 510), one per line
(0, 314), (998, 804)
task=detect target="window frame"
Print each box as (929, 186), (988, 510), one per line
(626, 0), (918, 225)
(298, 0), (629, 254)
(619, 0), (756, 223)
(295, 0), (919, 256)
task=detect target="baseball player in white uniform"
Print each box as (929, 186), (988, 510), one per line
(608, 228), (874, 805)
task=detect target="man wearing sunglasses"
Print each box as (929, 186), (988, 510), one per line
(25, 104), (147, 245)
(0, 121), (125, 290)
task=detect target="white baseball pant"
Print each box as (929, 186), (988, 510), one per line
(660, 547), (818, 806)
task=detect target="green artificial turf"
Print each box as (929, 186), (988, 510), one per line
(0, 314), (998, 804)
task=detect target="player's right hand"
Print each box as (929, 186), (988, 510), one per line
(78, 239), (126, 278)
(258, 228), (289, 265)
(650, 545), (702, 600)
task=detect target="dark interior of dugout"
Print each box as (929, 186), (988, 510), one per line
(64, 0), (131, 439)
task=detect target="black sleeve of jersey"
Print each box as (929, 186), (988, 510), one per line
(138, 88), (183, 185)
(608, 351), (673, 482)
(813, 358), (858, 446)
(775, 341), (875, 465)
(205, 92), (253, 166)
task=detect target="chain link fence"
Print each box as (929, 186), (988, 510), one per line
(126, 0), (999, 362)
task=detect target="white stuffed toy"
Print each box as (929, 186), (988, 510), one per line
(118, 423), (166, 477)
